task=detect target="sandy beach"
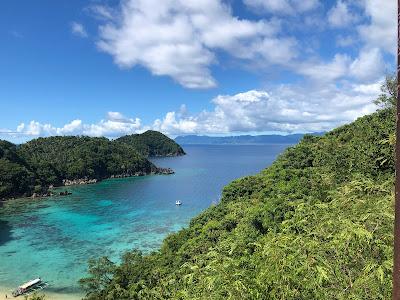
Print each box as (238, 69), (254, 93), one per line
(0, 286), (83, 300)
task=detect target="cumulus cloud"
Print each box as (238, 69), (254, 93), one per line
(7, 113), (142, 140)
(71, 22), (88, 38)
(95, 0), (297, 89)
(152, 84), (380, 135)
(336, 35), (356, 47)
(15, 120), (83, 137)
(84, 112), (141, 136)
(358, 0), (396, 54)
(296, 46), (386, 85)
(349, 47), (384, 82)
(328, 0), (359, 28)
(88, 0), (394, 90)
(298, 54), (351, 83)
(2, 79), (382, 141)
(243, 0), (320, 15)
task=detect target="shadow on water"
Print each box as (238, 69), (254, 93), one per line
(47, 285), (83, 294)
(0, 219), (13, 246)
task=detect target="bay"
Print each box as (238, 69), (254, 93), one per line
(0, 144), (290, 294)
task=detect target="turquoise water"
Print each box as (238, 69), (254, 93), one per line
(0, 144), (290, 293)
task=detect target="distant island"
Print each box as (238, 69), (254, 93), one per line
(0, 131), (184, 201)
(175, 133), (324, 145)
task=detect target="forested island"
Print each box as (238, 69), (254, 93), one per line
(0, 131), (184, 200)
(79, 79), (395, 299)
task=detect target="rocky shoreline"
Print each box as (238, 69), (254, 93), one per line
(2, 167), (175, 201)
(109, 168), (174, 178)
(62, 167), (174, 186)
(154, 167), (175, 175)
(30, 189), (73, 199)
(63, 178), (98, 186)
(150, 152), (185, 157)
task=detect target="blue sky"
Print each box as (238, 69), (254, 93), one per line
(0, 0), (396, 142)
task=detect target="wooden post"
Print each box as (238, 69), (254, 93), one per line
(393, 1), (400, 299)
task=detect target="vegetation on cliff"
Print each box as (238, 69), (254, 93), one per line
(116, 130), (185, 157)
(0, 140), (34, 199)
(79, 80), (396, 299)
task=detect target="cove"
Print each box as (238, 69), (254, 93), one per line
(0, 144), (290, 294)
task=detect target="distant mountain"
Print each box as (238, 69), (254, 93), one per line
(117, 130), (186, 157)
(175, 133), (325, 145)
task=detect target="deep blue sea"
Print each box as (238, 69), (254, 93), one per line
(0, 144), (290, 294)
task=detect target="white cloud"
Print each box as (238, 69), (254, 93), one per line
(89, 0), (394, 90)
(152, 83), (380, 135)
(83, 112), (141, 136)
(58, 120), (83, 134)
(336, 35), (356, 47)
(95, 0), (297, 89)
(71, 22), (88, 38)
(8, 113), (142, 139)
(328, 0), (359, 28)
(358, 0), (396, 54)
(2, 79), (382, 141)
(349, 47), (384, 82)
(243, 0), (319, 15)
(352, 81), (382, 95)
(89, 5), (114, 20)
(298, 54), (351, 83)
(294, 45), (386, 84)
(14, 120), (83, 137)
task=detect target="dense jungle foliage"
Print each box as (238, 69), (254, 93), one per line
(80, 91), (396, 298)
(0, 131), (182, 200)
(0, 140), (34, 199)
(116, 130), (185, 157)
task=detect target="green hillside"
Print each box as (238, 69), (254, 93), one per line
(116, 130), (186, 157)
(80, 106), (395, 299)
(0, 136), (155, 199)
(0, 129), (186, 200)
(0, 140), (35, 199)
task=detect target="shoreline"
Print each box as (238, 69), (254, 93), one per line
(0, 286), (83, 300)
(0, 166), (175, 203)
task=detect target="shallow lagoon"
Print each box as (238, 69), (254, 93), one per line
(0, 144), (290, 294)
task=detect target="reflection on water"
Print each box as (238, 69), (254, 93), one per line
(0, 144), (290, 292)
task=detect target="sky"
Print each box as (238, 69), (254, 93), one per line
(0, 0), (396, 142)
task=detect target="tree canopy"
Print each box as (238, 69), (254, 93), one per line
(0, 131), (183, 200)
(116, 130), (185, 157)
(374, 74), (397, 109)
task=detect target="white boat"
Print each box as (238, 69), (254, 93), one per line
(12, 278), (43, 297)
(175, 200), (182, 205)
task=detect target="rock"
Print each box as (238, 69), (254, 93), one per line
(155, 167), (175, 175)
(63, 178), (98, 186)
(59, 191), (72, 196)
(110, 172), (148, 179)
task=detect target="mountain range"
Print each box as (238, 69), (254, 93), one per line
(175, 133), (325, 145)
